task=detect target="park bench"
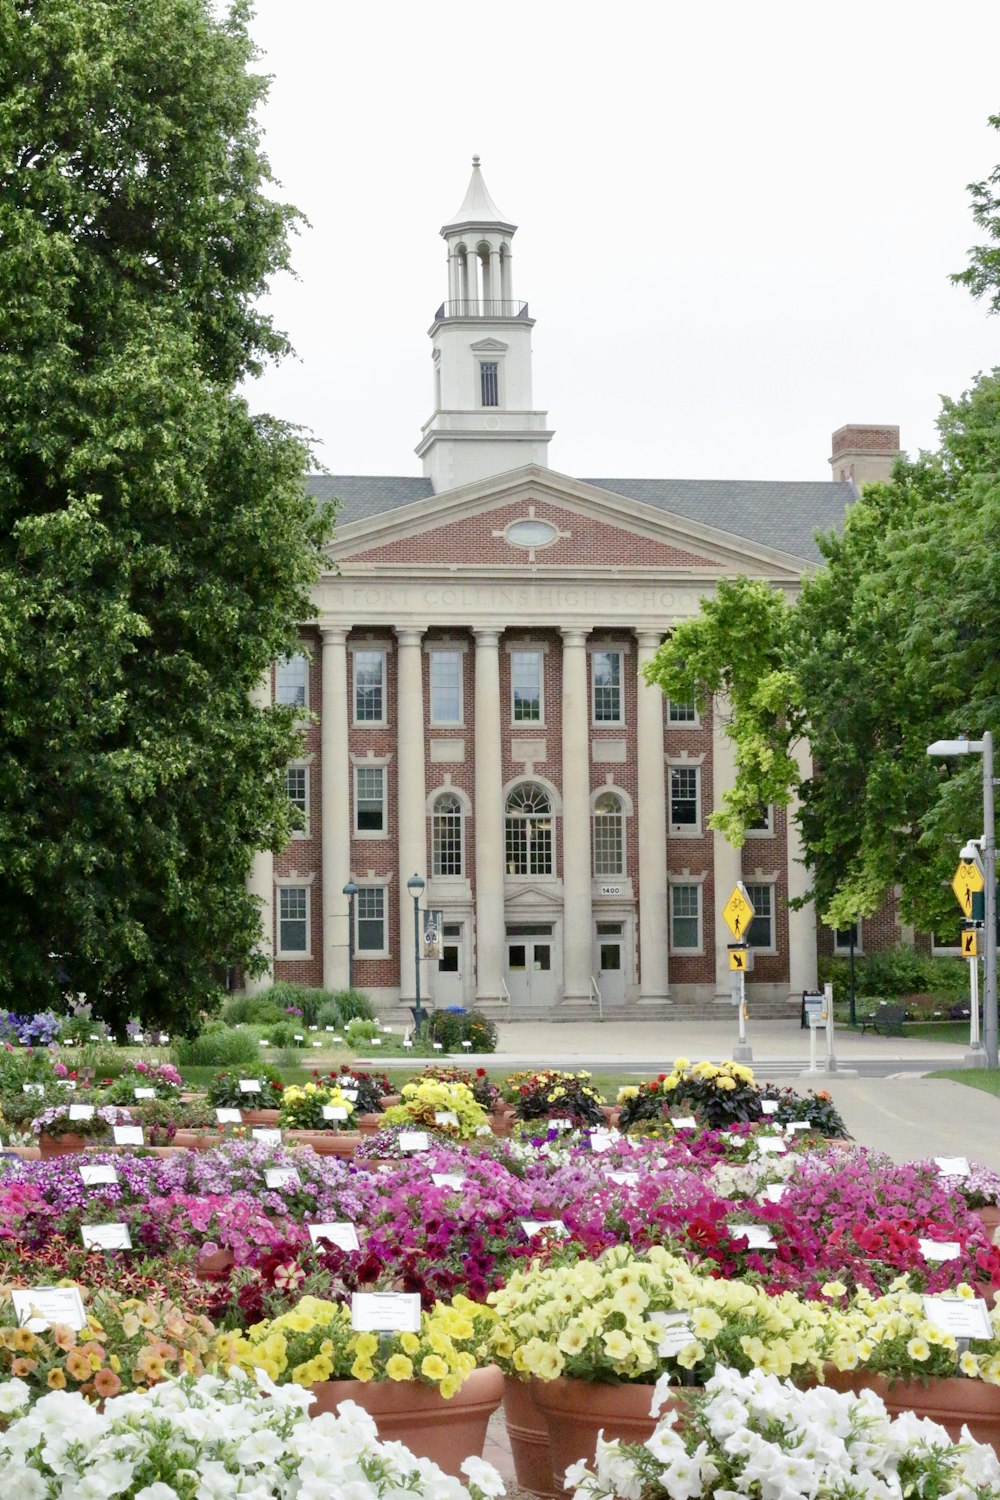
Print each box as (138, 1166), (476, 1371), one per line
(858, 1003), (906, 1037)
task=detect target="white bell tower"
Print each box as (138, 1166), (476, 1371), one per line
(416, 157), (554, 492)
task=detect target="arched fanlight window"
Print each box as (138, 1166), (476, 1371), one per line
(505, 783), (554, 876)
(432, 793), (464, 876)
(593, 791), (624, 877)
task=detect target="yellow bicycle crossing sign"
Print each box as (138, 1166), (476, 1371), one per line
(952, 860), (984, 918)
(722, 883), (755, 941)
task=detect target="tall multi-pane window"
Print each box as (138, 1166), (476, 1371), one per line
(505, 783), (553, 875)
(667, 697), (698, 724)
(354, 650), (385, 723)
(480, 361), (499, 407)
(591, 650), (623, 723)
(511, 651), (543, 722)
(286, 766), (308, 835)
(278, 886), (308, 953)
(275, 653), (308, 707)
(356, 886), (386, 953)
(669, 884), (701, 951)
(745, 883), (774, 950)
(354, 765), (386, 834)
(432, 793), (464, 876)
(429, 650), (462, 724)
(592, 792), (624, 876)
(669, 765), (700, 833)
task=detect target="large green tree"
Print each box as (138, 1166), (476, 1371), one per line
(0, 0), (328, 1029)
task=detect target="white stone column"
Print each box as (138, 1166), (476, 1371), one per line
(636, 632), (669, 1004)
(561, 628), (593, 1005)
(786, 736), (818, 997)
(488, 246), (501, 307)
(245, 672), (274, 994)
(474, 629), (506, 1006)
(396, 628), (426, 1003)
(321, 627), (351, 992)
(712, 695), (742, 999)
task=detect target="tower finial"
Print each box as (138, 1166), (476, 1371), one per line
(472, 154), (480, 166)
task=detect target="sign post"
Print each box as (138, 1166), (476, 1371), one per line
(723, 883), (755, 1063)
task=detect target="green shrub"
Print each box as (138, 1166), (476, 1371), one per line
(463, 1009), (497, 1053)
(267, 981), (343, 1026)
(176, 1026), (260, 1067)
(819, 945), (967, 1006)
(345, 1017), (379, 1045)
(428, 1009), (463, 1052)
(334, 989), (375, 1023)
(426, 1007), (497, 1053)
(315, 999), (343, 1031)
(219, 994), (285, 1027)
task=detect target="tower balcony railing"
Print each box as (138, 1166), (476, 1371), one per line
(434, 299), (529, 320)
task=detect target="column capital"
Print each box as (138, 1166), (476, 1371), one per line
(560, 627), (589, 648)
(395, 626), (426, 647)
(319, 624), (349, 645)
(473, 627), (502, 648)
(635, 630), (664, 652)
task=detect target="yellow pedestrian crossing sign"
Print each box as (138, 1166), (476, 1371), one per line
(729, 949), (747, 971)
(952, 860), (985, 917)
(722, 884), (755, 940)
(962, 929), (978, 958)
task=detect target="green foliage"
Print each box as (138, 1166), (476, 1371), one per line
(315, 1000), (344, 1031)
(427, 1008), (497, 1053)
(344, 1017), (379, 1045)
(0, 0), (330, 1032)
(219, 995), (286, 1028)
(333, 989), (376, 1023)
(205, 1063), (284, 1108)
(819, 946), (967, 1005)
(266, 982), (341, 1026)
(176, 1025), (260, 1068)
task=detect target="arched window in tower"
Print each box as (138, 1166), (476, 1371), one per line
(593, 792), (625, 877)
(432, 793), (464, 877)
(505, 783), (554, 876)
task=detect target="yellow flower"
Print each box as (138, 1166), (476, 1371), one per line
(350, 1357), (375, 1381)
(400, 1331), (420, 1355)
(420, 1355), (449, 1382)
(46, 1368), (67, 1389)
(602, 1329), (632, 1362)
(907, 1338), (930, 1362)
(821, 1282), (847, 1299)
(961, 1350), (980, 1377)
(353, 1333), (378, 1360)
(385, 1354), (414, 1381)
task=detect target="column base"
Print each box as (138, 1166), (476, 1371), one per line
(964, 1048), (990, 1069)
(732, 1042), (753, 1063)
(638, 990), (671, 1006)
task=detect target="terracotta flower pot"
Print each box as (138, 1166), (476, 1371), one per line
(489, 1109), (515, 1138)
(240, 1108), (280, 1126)
(195, 1247), (236, 1280)
(824, 1370), (1000, 1448)
(381, 1094), (402, 1108)
(357, 1113), (384, 1136)
(532, 1377), (694, 1494)
(503, 1374), (558, 1498)
(975, 1205), (1000, 1242)
(285, 1130), (362, 1158)
(599, 1106), (621, 1127)
(38, 1132), (92, 1158)
(6, 1146), (40, 1160)
(308, 1365), (503, 1477)
(172, 1130), (215, 1150)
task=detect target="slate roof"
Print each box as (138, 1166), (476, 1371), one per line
(304, 473), (855, 564)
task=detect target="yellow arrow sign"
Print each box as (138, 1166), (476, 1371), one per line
(729, 949), (747, 971)
(722, 884), (755, 940)
(962, 929), (979, 958)
(952, 860), (985, 917)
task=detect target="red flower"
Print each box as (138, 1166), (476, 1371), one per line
(686, 1217), (720, 1248)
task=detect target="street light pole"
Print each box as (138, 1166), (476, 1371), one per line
(342, 881), (357, 990)
(406, 873), (427, 1032)
(927, 733), (997, 1068)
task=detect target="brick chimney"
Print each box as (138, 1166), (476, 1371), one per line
(829, 424), (901, 486)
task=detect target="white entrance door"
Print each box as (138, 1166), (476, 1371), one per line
(435, 922), (466, 1006)
(505, 925), (557, 1008)
(595, 920), (627, 1006)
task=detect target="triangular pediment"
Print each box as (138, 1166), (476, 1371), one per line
(325, 464), (813, 579)
(469, 337), (509, 352)
(505, 882), (563, 907)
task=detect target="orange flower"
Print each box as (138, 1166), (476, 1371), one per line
(93, 1367), (121, 1398)
(66, 1349), (92, 1381)
(11, 1328), (35, 1353)
(52, 1324), (77, 1352)
(134, 1348), (166, 1382)
(11, 1358), (36, 1376)
(46, 1368), (67, 1389)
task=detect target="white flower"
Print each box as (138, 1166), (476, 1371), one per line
(235, 1429), (286, 1465)
(0, 1380), (29, 1416)
(460, 1456), (506, 1496)
(135, 1486), (181, 1500)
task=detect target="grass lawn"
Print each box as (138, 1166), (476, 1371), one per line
(928, 1068), (1000, 1097)
(896, 1021), (971, 1045)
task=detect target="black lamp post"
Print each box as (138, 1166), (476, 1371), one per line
(406, 873), (427, 1031)
(343, 881), (358, 989)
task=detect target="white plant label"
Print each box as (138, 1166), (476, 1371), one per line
(341, 1090), (359, 1104)
(309, 1222), (360, 1251)
(549, 1118), (573, 1132)
(729, 1223), (777, 1250)
(760, 1100), (779, 1115)
(112, 1126), (144, 1146)
(520, 1219), (568, 1239)
(399, 1131), (430, 1152)
(370, 1039), (382, 1047)
(431, 1173), (465, 1189)
(919, 1239), (962, 1262)
(589, 1132), (616, 1153)
(238, 1080), (262, 1094)
(264, 1168), (301, 1190)
(12, 1286), (87, 1333)
(762, 1184), (788, 1203)
(252, 1128), (282, 1145)
(923, 1295), (993, 1340)
(79, 1164), (118, 1186)
(755, 1136), (787, 1155)
(671, 1116), (697, 1130)
(605, 1170), (639, 1185)
(22, 1083), (44, 1095)
(785, 1121), (812, 1134)
(351, 1292), (421, 1334)
(60, 1081), (77, 1091)
(934, 1156), (971, 1178)
(312, 1041), (323, 1048)
(648, 1309), (696, 1356)
(81, 1223), (132, 1251)
(215, 1108), (241, 1123)
(433, 1110), (459, 1127)
(68, 1104), (95, 1122)
(322, 1105), (349, 1122)
(133, 1088), (156, 1100)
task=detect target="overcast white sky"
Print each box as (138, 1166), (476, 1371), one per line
(242, 0), (1000, 483)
